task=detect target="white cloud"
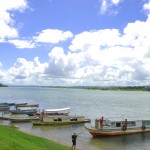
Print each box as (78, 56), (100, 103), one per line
(1, 1), (150, 86)
(3, 13), (150, 86)
(143, 0), (150, 13)
(34, 29), (73, 44)
(111, 0), (121, 5)
(99, 0), (122, 14)
(7, 57), (47, 85)
(66, 15), (150, 85)
(69, 29), (121, 52)
(44, 47), (77, 77)
(0, 0), (28, 41)
(8, 39), (35, 49)
(0, 62), (2, 68)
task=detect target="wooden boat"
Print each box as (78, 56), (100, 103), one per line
(0, 116), (10, 120)
(7, 102), (15, 106)
(9, 116), (40, 123)
(85, 117), (150, 137)
(16, 104), (39, 108)
(10, 109), (38, 114)
(0, 102), (15, 106)
(32, 115), (91, 125)
(1, 103), (8, 106)
(15, 103), (28, 106)
(0, 106), (10, 111)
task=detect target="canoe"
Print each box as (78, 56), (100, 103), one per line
(15, 103), (28, 106)
(7, 102), (15, 106)
(10, 109), (38, 114)
(32, 115), (91, 125)
(0, 106), (10, 111)
(9, 116), (40, 123)
(16, 104), (39, 108)
(0, 102), (15, 106)
(85, 116), (150, 137)
(0, 103), (8, 106)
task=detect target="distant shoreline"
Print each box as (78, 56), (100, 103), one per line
(2, 85), (150, 91)
(0, 83), (8, 87)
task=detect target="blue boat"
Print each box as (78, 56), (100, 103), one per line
(0, 102), (15, 106)
(10, 109), (38, 114)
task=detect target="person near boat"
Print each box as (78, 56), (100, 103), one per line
(122, 119), (128, 130)
(40, 109), (45, 121)
(100, 116), (104, 128)
(71, 133), (77, 150)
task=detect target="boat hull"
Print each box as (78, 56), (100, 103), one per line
(0, 106), (10, 111)
(32, 119), (90, 125)
(16, 104), (39, 108)
(10, 117), (39, 123)
(15, 103), (28, 106)
(10, 110), (37, 114)
(85, 126), (150, 137)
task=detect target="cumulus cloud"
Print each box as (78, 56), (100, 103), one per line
(2, 13), (150, 86)
(0, 0), (28, 41)
(143, 0), (150, 14)
(67, 14), (150, 85)
(0, 62), (2, 68)
(1, 0), (150, 86)
(99, 0), (122, 14)
(7, 57), (47, 85)
(8, 39), (35, 48)
(69, 29), (121, 52)
(34, 29), (73, 44)
(44, 47), (77, 77)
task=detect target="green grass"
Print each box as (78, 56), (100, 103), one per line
(0, 124), (70, 150)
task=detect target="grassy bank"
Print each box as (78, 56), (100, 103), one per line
(0, 124), (70, 150)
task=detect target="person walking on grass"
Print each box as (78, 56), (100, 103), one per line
(71, 133), (77, 150)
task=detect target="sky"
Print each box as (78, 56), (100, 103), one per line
(0, 0), (150, 86)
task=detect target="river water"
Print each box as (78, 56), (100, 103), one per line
(0, 87), (150, 150)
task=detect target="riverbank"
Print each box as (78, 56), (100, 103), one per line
(0, 124), (71, 150)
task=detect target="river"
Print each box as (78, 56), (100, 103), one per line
(0, 87), (150, 150)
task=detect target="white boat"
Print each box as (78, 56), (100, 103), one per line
(85, 116), (150, 137)
(28, 107), (70, 116)
(43, 107), (70, 116)
(32, 115), (90, 125)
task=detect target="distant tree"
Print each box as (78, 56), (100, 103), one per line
(0, 83), (8, 87)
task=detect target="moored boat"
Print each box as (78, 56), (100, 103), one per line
(32, 115), (91, 125)
(15, 102), (28, 107)
(85, 116), (150, 137)
(9, 116), (40, 123)
(0, 106), (10, 111)
(10, 109), (38, 114)
(16, 104), (39, 108)
(0, 102), (15, 106)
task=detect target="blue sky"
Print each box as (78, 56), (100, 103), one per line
(0, 0), (150, 86)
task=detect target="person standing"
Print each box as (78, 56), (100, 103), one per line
(71, 133), (77, 150)
(100, 116), (104, 128)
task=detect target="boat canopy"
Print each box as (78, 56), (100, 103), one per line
(44, 107), (70, 113)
